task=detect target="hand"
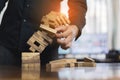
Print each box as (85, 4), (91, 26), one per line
(55, 25), (79, 49)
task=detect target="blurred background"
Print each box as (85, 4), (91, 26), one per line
(0, 0), (120, 61)
(59, 0), (120, 61)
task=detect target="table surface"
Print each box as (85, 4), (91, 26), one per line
(0, 63), (120, 80)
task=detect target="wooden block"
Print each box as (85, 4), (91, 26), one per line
(27, 37), (41, 52)
(22, 58), (40, 64)
(36, 31), (53, 44)
(22, 67), (40, 80)
(31, 36), (47, 50)
(84, 57), (95, 62)
(74, 62), (84, 67)
(33, 57), (40, 63)
(49, 58), (77, 64)
(66, 62), (96, 67)
(83, 62), (96, 67)
(28, 63), (35, 68)
(41, 16), (58, 27)
(22, 52), (40, 57)
(65, 62), (85, 67)
(46, 66), (61, 72)
(44, 12), (60, 26)
(30, 34), (47, 48)
(27, 36), (41, 52)
(22, 64), (29, 68)
(46, 61), (77, 72)
(35, 63), (40, 68)
(65, 63), (75, 67)
(46, 63), (67, 71)
(29, 47), (36, 52)
(66, 62), (82, 67)
(22, 52), (40, 64)
(27, 40), (46, 53)
(33, 32), (48, 46)
(22, 54), (40, 80)
(41, 16), (49, 25)
(42, 11), (71, 27)
(41, 30), (56, 38)
(39, 24), (57, 34)
(34, 63), (41, 71)
(27, 26), (55, 52)
(75, 62), (96, 67)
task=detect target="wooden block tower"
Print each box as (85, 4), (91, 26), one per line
(22, 53), (40, 79)
(22, 52), (40, 70)
(22, 11), (70, 69)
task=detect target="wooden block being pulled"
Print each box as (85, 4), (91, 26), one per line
(49, 58), (77, 64)
(84, 57), (95, 62)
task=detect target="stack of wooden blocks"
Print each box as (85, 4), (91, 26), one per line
(46, 57), (96, 72)
(22, 52), (40, 80)
(27, 11), (69, 53)
(27, 25), (57, 53)
(22, 11), (70, 70)
(22, 70), (40, 80)
(22, 52), (40, 70)
(22, 62), (40, 80)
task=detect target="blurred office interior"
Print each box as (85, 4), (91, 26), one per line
(0, 0), (120, 61)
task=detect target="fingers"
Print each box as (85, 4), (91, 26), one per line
(55, 25), (67, 33)
(55, 25), (74, 39)
(61, 42), (72, 50)
(56, 28), (71, 38)
(57, 35), (73, 49)
(57, 34), (73, 45)
(55, 25), (78, 50)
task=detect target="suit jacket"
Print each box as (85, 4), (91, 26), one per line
(0, 0), (87, 64)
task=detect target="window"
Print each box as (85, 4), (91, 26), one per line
(59, 0), (113, 55)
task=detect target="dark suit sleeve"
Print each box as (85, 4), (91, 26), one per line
(68, 0), (87, 39)
(0, 0), (8, 13)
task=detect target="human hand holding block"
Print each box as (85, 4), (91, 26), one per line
(27, 11), (70, 53)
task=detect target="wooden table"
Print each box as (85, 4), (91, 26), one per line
(0, 63), (120, 80)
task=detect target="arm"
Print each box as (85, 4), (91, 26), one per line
(0, 0), (8, 13)
(68, 0), (87, 39)
(55, 0), (87, 49)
